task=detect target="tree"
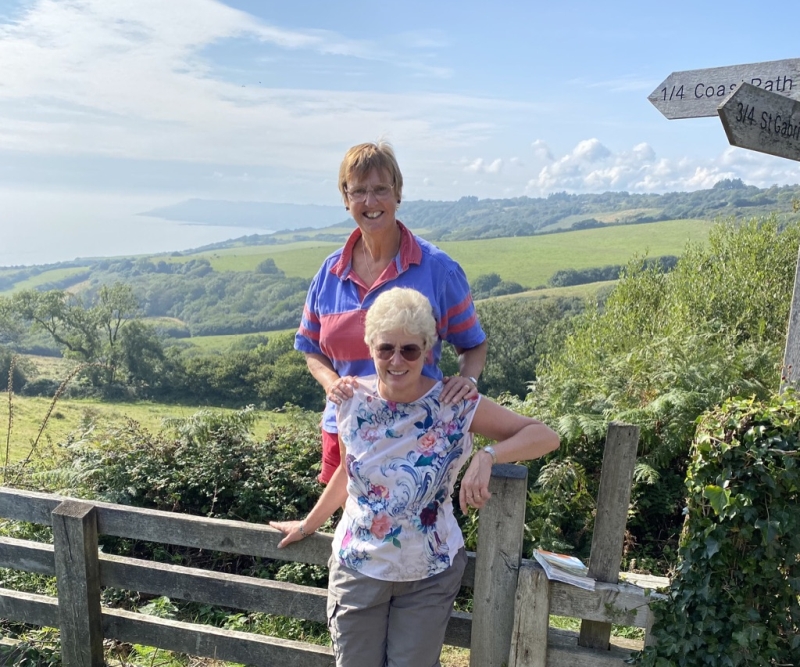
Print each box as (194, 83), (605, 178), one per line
(475, 298), (573, 398)
(11, 284), (142, 387)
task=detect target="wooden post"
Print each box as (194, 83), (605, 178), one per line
(52, 500), (104, 667)
(781, 243), (800, 392)
(470, 464), (528, 667)
(578, 422), (639, 650)
(508, 563), (550, 667)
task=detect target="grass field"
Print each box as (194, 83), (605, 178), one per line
(0, 267), (89, 296)
(184, 328), (297, 351)
(169, 219), (712, 287)
(1, 393), (290, 463)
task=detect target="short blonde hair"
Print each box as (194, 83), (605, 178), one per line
(338, 141), (404, 205)
(365, 288), (437, 350)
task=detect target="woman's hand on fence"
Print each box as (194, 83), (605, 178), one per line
(459, 450), (493, 514)
(269, 520), (309, 548)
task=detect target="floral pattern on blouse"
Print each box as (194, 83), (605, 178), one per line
(332, 377), (479, 581)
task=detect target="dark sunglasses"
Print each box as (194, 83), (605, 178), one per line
(374, 344), (424, 361)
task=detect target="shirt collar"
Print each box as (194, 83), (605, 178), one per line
(331, 221), (422, 279)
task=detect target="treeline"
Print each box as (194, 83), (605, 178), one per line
(0, 282), (580, 408)
(80, 257), (309, 336)
(547, 255), (678, 287)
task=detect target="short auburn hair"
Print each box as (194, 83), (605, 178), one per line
(338, 141), (404, 205)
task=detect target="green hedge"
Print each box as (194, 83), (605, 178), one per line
(636, 391), (800, 666)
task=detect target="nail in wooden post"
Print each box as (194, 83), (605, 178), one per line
(578, 422), (639, 650)
(470, 464), (528, 667)
(52, 500), (104, 667)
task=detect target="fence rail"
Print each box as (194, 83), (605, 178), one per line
(0, 427), (663, 667)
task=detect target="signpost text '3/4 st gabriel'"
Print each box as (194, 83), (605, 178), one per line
(718, 82), (800, 162)
(649, 58), (800, 120)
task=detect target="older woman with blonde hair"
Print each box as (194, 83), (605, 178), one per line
(295, 141), (487, 486)
(274, 287), (559, 667)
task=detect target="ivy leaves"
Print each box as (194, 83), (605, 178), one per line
(636, 392), (800, 666)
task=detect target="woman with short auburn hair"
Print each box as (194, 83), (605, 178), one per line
(274, 287), (559, 667)
(295, 141), (488, 486)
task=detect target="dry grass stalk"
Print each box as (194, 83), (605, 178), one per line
(3, 354), (18, 483)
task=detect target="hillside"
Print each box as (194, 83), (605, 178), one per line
(0, 219), (713, 345)
(181, 178), (800, 252)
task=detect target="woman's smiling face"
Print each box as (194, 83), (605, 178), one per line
(371, 329), (427, 401)
(345, 168), (398, 236)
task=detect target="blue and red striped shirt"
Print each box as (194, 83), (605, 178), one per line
(295, 221), (485, 432)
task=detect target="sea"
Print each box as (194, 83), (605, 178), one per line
(0, 190), (276, 267)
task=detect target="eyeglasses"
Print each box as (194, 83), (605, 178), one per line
(345, 184), (394, 203)
(374, 343), (424, 361)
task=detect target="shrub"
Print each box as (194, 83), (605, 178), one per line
(636, 391), (800, 666)
(60, 407), (322, 525)
(522, 217), (800, 561)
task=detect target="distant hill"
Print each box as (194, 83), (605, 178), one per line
(181, 178), (800, 252)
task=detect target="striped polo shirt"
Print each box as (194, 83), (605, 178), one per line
(295, 221), (485, 433)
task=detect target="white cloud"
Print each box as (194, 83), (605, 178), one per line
(527, 138), (800, 195)
(531, 139), (553, 162)
(0, 0), (533, 173)
(462, 157), (503, 174)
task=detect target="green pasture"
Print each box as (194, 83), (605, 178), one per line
(491, 280), (616, 303)
(541, 208), (663, 232)
(0, 267), (89, 296)
(170, 240), (342, 278)
(438, 219), (711, 287)
(170, 219), (712, 287)
(1, 393), (290, 463)
(184, 328), (297, 352)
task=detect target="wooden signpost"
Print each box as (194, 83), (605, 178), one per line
(718, 83), (800, 161)
(649, 58), (800, 120)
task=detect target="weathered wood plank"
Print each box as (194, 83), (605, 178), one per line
(51, 501), (104, 667)
(0, 587), (59, 628)
(102, 607), (336, 667)
(0, 536), (55, 574)
(718, 83), (800, 162)
(0, 487), (492, 587)
(547, 628), (641, 667)
(470, 463), (528, 667)
(100, 552), (328, 622)
(0, 487), (61, 525)
(509, 564), (549, 667)
(782, 243), (800, 391)
(579, 423), (639, 650)
(550, 578), (656, 627)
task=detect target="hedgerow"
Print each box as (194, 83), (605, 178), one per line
(635, 391), (800, 666)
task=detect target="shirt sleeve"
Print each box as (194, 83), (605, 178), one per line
(294, 269), (324, 355)
(437, 262), (486, 350)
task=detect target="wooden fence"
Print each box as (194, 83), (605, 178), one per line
(0, 424), (662, 667)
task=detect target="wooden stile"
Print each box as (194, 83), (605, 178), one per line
(578, 423), (640, 650)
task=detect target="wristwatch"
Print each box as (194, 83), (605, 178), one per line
(482, 445), (498, 465)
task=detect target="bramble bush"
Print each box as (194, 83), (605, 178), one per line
(635, 391), (800, 666)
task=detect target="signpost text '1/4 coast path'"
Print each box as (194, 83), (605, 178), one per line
(649, 58), (800, 120)
(718, 82), (800, 162)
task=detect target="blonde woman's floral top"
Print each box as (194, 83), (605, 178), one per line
(332, 376), (479, 581)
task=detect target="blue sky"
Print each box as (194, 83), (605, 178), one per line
(2, 0), (800, 264)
